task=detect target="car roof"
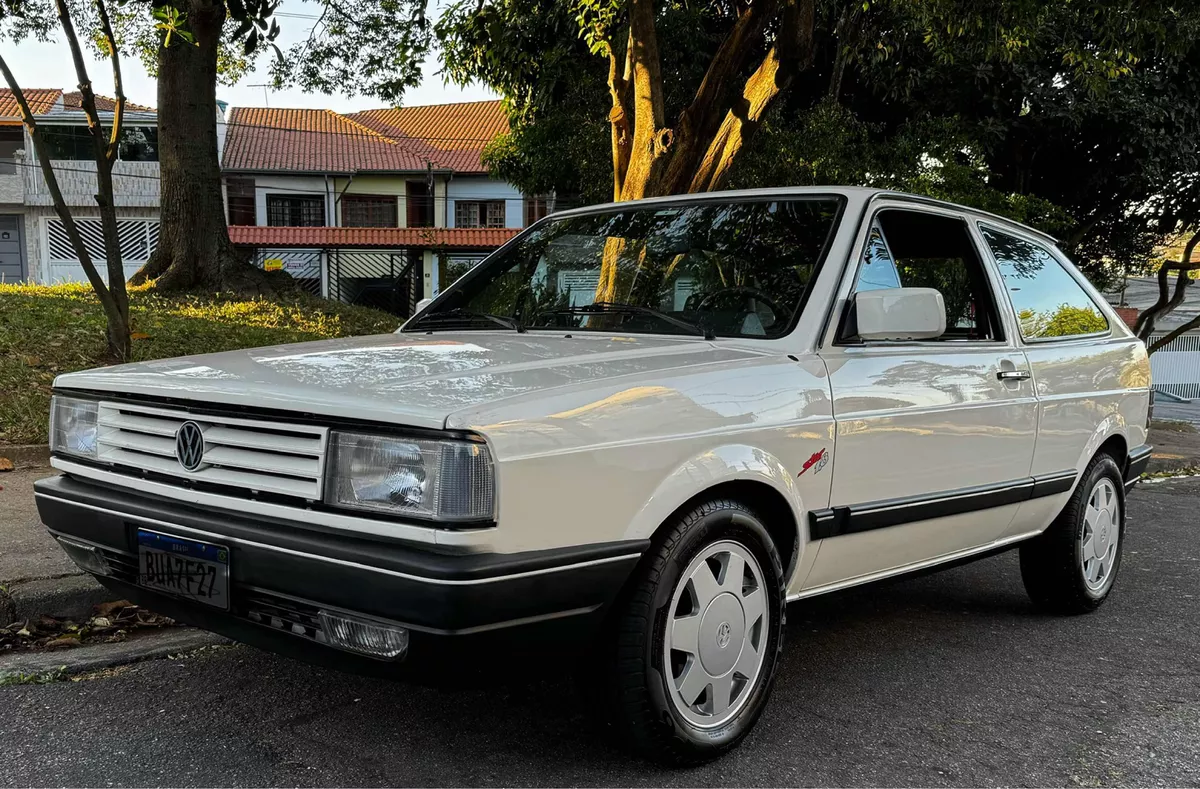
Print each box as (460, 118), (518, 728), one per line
(550, 186), (1060, 246)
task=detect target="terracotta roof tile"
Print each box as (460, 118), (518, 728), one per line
(347, 100), (507, 174)
(228, 225), (519, 250)
(62, 92), (154, 113)
(0, 88), (62, 119)
(222, 106), (438, 173)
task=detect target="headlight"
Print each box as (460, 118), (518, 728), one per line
(50, 396), (99, 460)
(325, 431), (495, 522)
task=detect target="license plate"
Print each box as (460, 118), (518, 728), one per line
(136, 530), (230, 609)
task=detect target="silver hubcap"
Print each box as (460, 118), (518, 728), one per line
(664, 540), (768, 729)
(1081, 478), (1120, 594)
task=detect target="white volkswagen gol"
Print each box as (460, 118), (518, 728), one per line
(38, 187), (1151, 764)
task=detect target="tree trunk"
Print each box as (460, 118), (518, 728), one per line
(132, 0), (281, 294)
(607, 0), (815, 201)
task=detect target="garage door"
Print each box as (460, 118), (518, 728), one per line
(0, 215), (24, 282)
(45, 217), (159, 284)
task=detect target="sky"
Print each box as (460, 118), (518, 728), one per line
(0, 0), (499, 112)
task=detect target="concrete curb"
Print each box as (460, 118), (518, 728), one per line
(5, 573), (111, 623)
(0, 444), (51, 469)
(0, 627), (231, 679)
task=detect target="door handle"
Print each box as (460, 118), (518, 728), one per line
(997, 369), (1032, 381)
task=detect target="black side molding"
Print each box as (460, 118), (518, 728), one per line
(809, 470), (1078, 541)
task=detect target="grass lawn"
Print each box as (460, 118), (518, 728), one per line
(0, 283), (400, 446)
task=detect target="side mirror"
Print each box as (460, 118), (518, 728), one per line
(853, 287), (946, 341)
(414, 297), (433, 315)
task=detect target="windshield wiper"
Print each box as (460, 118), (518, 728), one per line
(552, 301), (715, 340)
(413, 308), (525, 332)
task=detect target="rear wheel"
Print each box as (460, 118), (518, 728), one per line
(1020, 453), (1125, 614)
(602, 499), (785, 765)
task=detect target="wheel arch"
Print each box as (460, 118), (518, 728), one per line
(623, 445), (808, 585)
(1073, 416), (1132, 490)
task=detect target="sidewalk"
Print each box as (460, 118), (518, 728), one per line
(0, 468), (110, 622)
(1147, 420), (1200, 474)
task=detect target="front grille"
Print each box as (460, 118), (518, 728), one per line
(241, 590), (329, 646)
(99, 547), (139, 582)
(95, 401), (329, 501)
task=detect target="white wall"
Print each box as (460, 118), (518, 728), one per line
(23, 159), (160, 208)
(0, 173), (22, 204)
(446, 177), (523, 229)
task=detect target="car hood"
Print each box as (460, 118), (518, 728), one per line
(55, 331), (764, 429)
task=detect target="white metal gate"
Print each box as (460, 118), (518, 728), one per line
(1148, 332), (1200, 399)
(44, 217), (159, 284)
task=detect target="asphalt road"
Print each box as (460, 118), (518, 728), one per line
(3, 479), (1199, 787)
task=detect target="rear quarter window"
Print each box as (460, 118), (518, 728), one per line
(980, 226), (1108, 340)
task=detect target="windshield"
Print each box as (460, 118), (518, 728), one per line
(409, 197), (842, 339)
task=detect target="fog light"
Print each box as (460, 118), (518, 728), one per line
(56, 537), (111, 576)
(318, 610), (409, 659)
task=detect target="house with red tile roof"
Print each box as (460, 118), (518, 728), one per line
(218, 99), (552, 312)
(0, 88), (160, 285)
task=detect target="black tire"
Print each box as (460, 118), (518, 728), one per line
(601, 498), (786, 765)
(1020, 452), (1126, 614)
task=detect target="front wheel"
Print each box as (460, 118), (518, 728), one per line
(1020, 453), (1125, 614)
(602, 499), (785, 765)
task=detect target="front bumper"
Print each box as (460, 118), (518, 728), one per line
(36, 475), (646, 674)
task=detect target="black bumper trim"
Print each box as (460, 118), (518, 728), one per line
(1126, 444), (1152, 480)
(36, 475), (646, 635)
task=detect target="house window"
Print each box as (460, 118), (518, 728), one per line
(406, 181), (432, 228)
(226, 177), (256, 225)
(39, 125), (159, 161)
(40, 126), (92, 160)
(267, 194), (325, 227)
(456, 200), (505, 229)
(0, 127), (21, 174)
(524, 195), (551, 226)
(117, 127), (159, 162)
(342, 194), (398, 228)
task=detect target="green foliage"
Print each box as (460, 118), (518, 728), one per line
(439, 0), (1200, 293)
(267, 0), (432, 103)
(732, 100), (1074, 243)
(0, 668), (67, 686)
(0, 283), (399, 445)
(0, 0), (432, 98)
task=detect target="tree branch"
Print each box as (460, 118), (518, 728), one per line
(1135, 230), (1200, 341)
(55, 0), (107, 161)
(1148, 312), (1200, 354)
(94, 0), (125, 164)
(688, 0), (816, 193)
(52, 0), (131, 357)
(660, 0), (777, 195)
(606, 31), (633, 201)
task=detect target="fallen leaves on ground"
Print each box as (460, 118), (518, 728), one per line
(0, 600), (174, 653)
(0, 458), (13, 472)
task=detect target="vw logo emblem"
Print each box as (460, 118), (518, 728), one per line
(716, 621), (732, 649)
(174, 421), (206, 472)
